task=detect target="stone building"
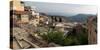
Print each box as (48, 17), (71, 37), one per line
(10, 0), (33, 24)
(39, 14), (49, 25)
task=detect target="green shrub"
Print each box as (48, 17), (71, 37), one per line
(63, 36), (80, 46)
(67, 27), (88, 45)
(41, 30), (64, 44)
(41, 27), (88, 46)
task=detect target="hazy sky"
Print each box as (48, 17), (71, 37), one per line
(24, 1), (97, 16)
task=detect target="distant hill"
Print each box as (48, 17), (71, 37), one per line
(39, 12), (97, 23)
(68, 14), (96, 23)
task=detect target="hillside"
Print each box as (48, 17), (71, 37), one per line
(68, 14), (96, 23)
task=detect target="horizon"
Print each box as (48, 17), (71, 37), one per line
(24, 1), (97, 17)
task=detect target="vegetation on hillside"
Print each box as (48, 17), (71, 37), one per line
(40, 27), (88, 46)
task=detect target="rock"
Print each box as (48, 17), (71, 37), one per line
(48, 42), (61, 47)
(13, 27), (29, 40)
(12, 27), (32, 48)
